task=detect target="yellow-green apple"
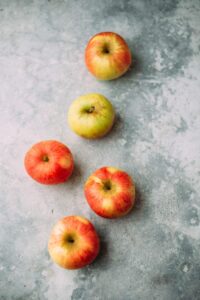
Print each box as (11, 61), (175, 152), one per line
(24, 140), (74, 184)
(85, 32), (132, 80)
(48, 216), (100, 269)
(84, 167), (135, 218)
(67, 93), (115, 139)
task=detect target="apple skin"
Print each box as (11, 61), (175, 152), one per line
(24, 140), (74, 184)
(84, 167), (135, 218)
(85, 32), (132, 80)
(68, 93), (115, 139)
(48, 216), (100, 269)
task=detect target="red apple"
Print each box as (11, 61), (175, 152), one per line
(85, 32), (132, 80)
(84, 167), (135, 218)
(48, 216), (100, 269)
(24, 140), (74, 184)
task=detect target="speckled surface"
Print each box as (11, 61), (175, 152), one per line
(0, 0), (200, 299)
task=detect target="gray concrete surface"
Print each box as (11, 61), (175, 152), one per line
(0, 0), (200, 299)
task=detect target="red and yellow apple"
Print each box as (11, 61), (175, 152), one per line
(84, 167), (135, 218)
(24, 140), (74, 184)
(48, 216), (100, 269)
(67, 93), (115, 139)
(85, 32), (132, 80)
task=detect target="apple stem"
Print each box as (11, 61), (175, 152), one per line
(103, 181), (112, 191)
(43, 155), (49, 162)
(102, 44), (110, 54)
(66, 236), (75, 244)
(88, 106), (95, 113)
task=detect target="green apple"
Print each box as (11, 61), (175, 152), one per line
(67, 93), (115, 139)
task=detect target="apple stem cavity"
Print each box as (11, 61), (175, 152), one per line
(102, 44), (110, 54)
(42, 155), (49, 162)
(66, 235), (75, 244)
(87, 106), (95, 113)
(103, 180), (112, 191)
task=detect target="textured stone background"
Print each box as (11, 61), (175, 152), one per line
(0, 0), (200, 299)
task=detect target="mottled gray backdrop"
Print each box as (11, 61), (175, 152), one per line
(0, 0), (200, 299)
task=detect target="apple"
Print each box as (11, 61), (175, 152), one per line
(48, 216), (100, 269)
(85, 32), (132, 80)
(84, 167), (135, 218)
(24, 140), (74, 184)
(67, 93), (115, 139)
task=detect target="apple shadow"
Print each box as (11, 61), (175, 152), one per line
(118, 183), (145, 223)
(69, 162), (82, 183)
(130, 185), (145, 217)
(103, 112), (124, 141)
(122, 51), (142, 81)
(91, 237), (110, 270)
(132, 184), (144, 216)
